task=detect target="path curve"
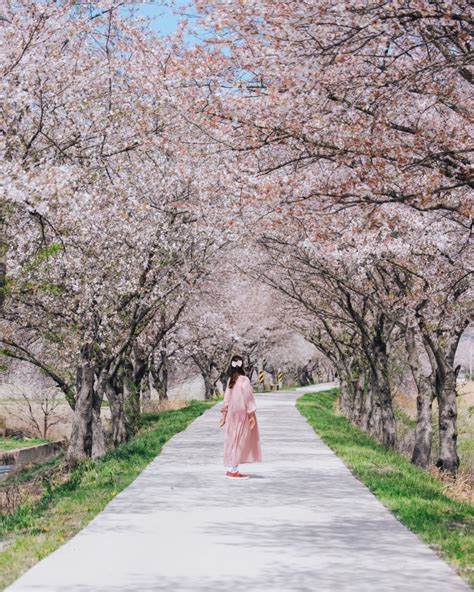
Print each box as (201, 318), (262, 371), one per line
(6, 384), (470, 591)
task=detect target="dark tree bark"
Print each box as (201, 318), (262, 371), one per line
(348, 363), (369, 429)
(417, 316), (467, 475)
(297, 365), (312, 386)
(436, 367), (460, 474)
(150, 347), (169, 401)
(122, 357), (141, 439)
(346, 297), (396, 447)
(405, 327), (434, 468)
(202, 372), (213, 400)
(0, 199), (7, 311)
(338, 369), (353, 418)
(141, 369), (152, 405)
(192, 352), (219, 400)
(104, 373), (128, 447)
(412, 388), (434, 468)
(158, 348), (169, 401)
(67, 347), (105, 465)
(337, 358), (362, 423)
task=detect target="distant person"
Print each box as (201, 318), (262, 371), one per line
(219, 354), (262, 479)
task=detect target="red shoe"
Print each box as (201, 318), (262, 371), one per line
(226, 471), (249, 479)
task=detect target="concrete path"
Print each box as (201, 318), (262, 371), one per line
(6, 384), (471, 592)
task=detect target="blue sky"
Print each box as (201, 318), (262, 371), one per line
(122, 1), (195, 36)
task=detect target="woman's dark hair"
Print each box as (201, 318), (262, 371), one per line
(227, 354), (245, 388)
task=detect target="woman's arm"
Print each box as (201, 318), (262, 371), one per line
(219, 410), (227, 428)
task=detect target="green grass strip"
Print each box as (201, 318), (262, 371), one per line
(297, 389), (474, 588)
(0, 437), (50, 452)
(0, 400), (214, 589)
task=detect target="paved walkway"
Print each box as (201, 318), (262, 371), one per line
(6, 384), (471, 592)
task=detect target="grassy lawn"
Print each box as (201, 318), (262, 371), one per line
(0, 437), (51, 452)
(297, 389), (474, 588)
(0, 399), (215, 589)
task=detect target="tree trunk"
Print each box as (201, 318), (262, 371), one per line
(159, 348), (168, 401)
(150, 355), (169, 401)
(122, 358), (141, 439)
(359, 382), (373, 434)
(338, 359), (359, 421)
(352, 367), (368, 428)
(405, 327), (434, 468)
(366, 380), (396, 447)
(436, 366), (459, 474)
(67, 359), (106, 465)
(373, 332), (396, 447)
(91, 383), (106, 459)
(192, 353), (214, 400)
(417, 319), (462, 475)
(344, 301), (395, 447)
(297, 365), (312, 386)
(202, 372), (213, 400)
(104, 373), (128, 447)
(209, 363), (223, 397)
(141, 370), (152, 406)
(412, 385), (434, 468)
(0, 198), (7, 311)
(338, 377), (353, 418)
(357, 323), (396, 448)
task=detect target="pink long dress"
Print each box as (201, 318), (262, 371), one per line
(222, 374), (262, 467)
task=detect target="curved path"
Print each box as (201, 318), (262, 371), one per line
(6, 384), (470, 591)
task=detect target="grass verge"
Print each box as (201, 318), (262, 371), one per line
(0, 438), (50, 452)
(0, 399), (214, 589)
(297, 389), (474, 588)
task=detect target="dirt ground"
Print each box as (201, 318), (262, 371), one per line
(457, 380), (474, 406)
(0, 396), (189, 442)
(0, 399), (111, 441)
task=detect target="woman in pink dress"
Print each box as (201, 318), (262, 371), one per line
(219, 354), (262, 479)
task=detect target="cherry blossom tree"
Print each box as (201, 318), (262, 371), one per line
(187, 0), (471, 220)
(174, 266), (282, 398)
(1, 150), (222, 462)
(1, 0), (178, 310)
(1, 0), (471, 479)
(1, 0), (227, 464)
(172, 0), (473, 475)
(253, 199), (471, 472)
